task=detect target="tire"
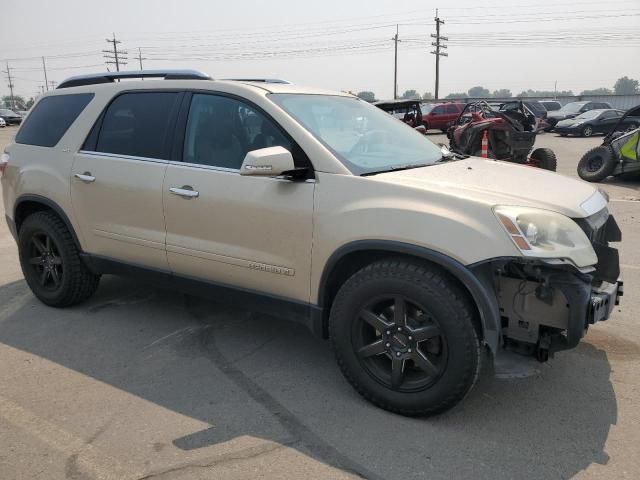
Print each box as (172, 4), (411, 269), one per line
(582, 125), (593, 137)
(329, 259), (481, 417)
(529, 147), (557, 171)
(577, 146), (616, 182)
(560, 133), (568, 137)
(18, 211), (100, 307)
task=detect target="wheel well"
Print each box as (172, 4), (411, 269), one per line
(13, 198), (82, 251)
(14, 200), (52, 232)
(320, 250), (484, 340)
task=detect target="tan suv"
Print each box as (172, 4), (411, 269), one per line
(1, 70), (623, 416)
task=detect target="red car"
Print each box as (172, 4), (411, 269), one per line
(422, 102), (465, 132)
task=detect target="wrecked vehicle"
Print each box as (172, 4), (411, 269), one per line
(448, 101), (557, 170)
(374, 99), (427, 133)
(578, 105), (640, 182)
(2, 72), (622, 416)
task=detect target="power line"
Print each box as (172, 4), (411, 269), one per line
(391, 25), (401, 99)
(2, 62), (16, 109)
(132, 47), (147, 71)
(431, 11), (448, 100)
(103, 33), (127, 72)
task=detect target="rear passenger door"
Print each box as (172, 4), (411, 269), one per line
(162, 93), (314, 302)
(71, 91), (182, 269)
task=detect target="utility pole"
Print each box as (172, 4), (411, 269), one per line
(48, 81), (58, 90)
(391, 25), (400, 99)
(103, 33), (127, 72)
(42, 57), (49, 91)
(3, 62), (16, 109)
(133, 47), (147, 77)
(430, 11), (448, 101)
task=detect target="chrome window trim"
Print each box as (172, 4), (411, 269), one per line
(168, 160), (240, 173)
(78, 150), (169, 164)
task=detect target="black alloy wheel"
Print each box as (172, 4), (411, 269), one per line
(354, 295), (447, 392)
(27, 232), (64, 291)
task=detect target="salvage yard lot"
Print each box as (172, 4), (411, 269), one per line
(1, 125), (639, 479)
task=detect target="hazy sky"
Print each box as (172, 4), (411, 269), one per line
(1, 0), (639, 100)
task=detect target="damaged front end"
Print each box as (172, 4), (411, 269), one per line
(477, 209), (623, 362)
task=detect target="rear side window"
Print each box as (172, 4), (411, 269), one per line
(94, 92), (179, 159)
(15, 93), (94, 147)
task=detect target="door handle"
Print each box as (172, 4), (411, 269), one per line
(169, 186), (199, 199)
(74, 172), (96, 183)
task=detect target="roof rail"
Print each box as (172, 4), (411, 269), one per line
(57, 69), (212, 89)
(223, 78), (291, 84)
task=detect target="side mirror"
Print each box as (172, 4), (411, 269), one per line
(240, 146), (295, 177)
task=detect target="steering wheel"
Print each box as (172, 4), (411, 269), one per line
(349, 130), (389, 155)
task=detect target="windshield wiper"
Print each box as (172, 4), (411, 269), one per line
(361, 163), (431, 176)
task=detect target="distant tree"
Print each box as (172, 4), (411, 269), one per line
(492, 89), (512, 98)
(517, 89), (573, 97)
(356, 91), (376, 102)
(401, 89), (420, 99)
(2, 95), (26, 109)
(613, 76), (639, 95)
(580, 87), (613, 96)
(468, 86), (491, 98)
(422, 91), (434, 100)
(445, 92), (467, 99)
(25, 97), (35, 109)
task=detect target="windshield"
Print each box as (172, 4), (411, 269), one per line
(559, 102), (585, 113)
(0, 109), (17, 115)
(421, 103), (435, 113)
(269, 94), (443, 175)
(574, 110), (601, 120)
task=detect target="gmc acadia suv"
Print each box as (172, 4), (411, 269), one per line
(0, 70), (623, 416)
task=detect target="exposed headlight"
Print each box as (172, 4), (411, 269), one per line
(494, 206), (597, 268)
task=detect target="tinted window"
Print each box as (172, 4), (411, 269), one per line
(15, 94), (93, 147)
(600, 110), (617, 119)
(432, 106), (445, 115)
(445, 105), (459, 114)
(95, 92), (179, 159)
(183, 94), (291, 169)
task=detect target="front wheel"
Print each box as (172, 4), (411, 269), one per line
(582, 125), (593, 137)
(329, 259), (481, 416)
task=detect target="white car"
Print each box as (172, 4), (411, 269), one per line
(0, 117), (6, 128)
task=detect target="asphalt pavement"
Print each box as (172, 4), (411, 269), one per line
(1, 126), (639, 479)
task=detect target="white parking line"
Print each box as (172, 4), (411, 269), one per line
(0, 394), (139, 480)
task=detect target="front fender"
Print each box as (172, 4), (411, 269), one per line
(317, 240), (501, 353)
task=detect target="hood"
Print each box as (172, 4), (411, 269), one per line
(556, 118), (584, 127)
(373, 157), (604, 218)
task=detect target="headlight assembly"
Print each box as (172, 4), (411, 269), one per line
(494, 206), (597, 268)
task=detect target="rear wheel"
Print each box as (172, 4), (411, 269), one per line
(18, 211), (100, 307)
(329, 259), (481, 416)
(529, 147), (557, 171)
(577, 146), (616, 182)
(582, 125), (593, 137)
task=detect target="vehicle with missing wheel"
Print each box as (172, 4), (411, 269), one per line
(1, 70), (623, 416)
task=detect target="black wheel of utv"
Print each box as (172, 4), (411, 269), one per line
(329, 259), (481, 417)
(530, 147), (557, 171)
(577, 146), (616, 182)
(18, 211), (100, 307)
(582, 125), (593, 137)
